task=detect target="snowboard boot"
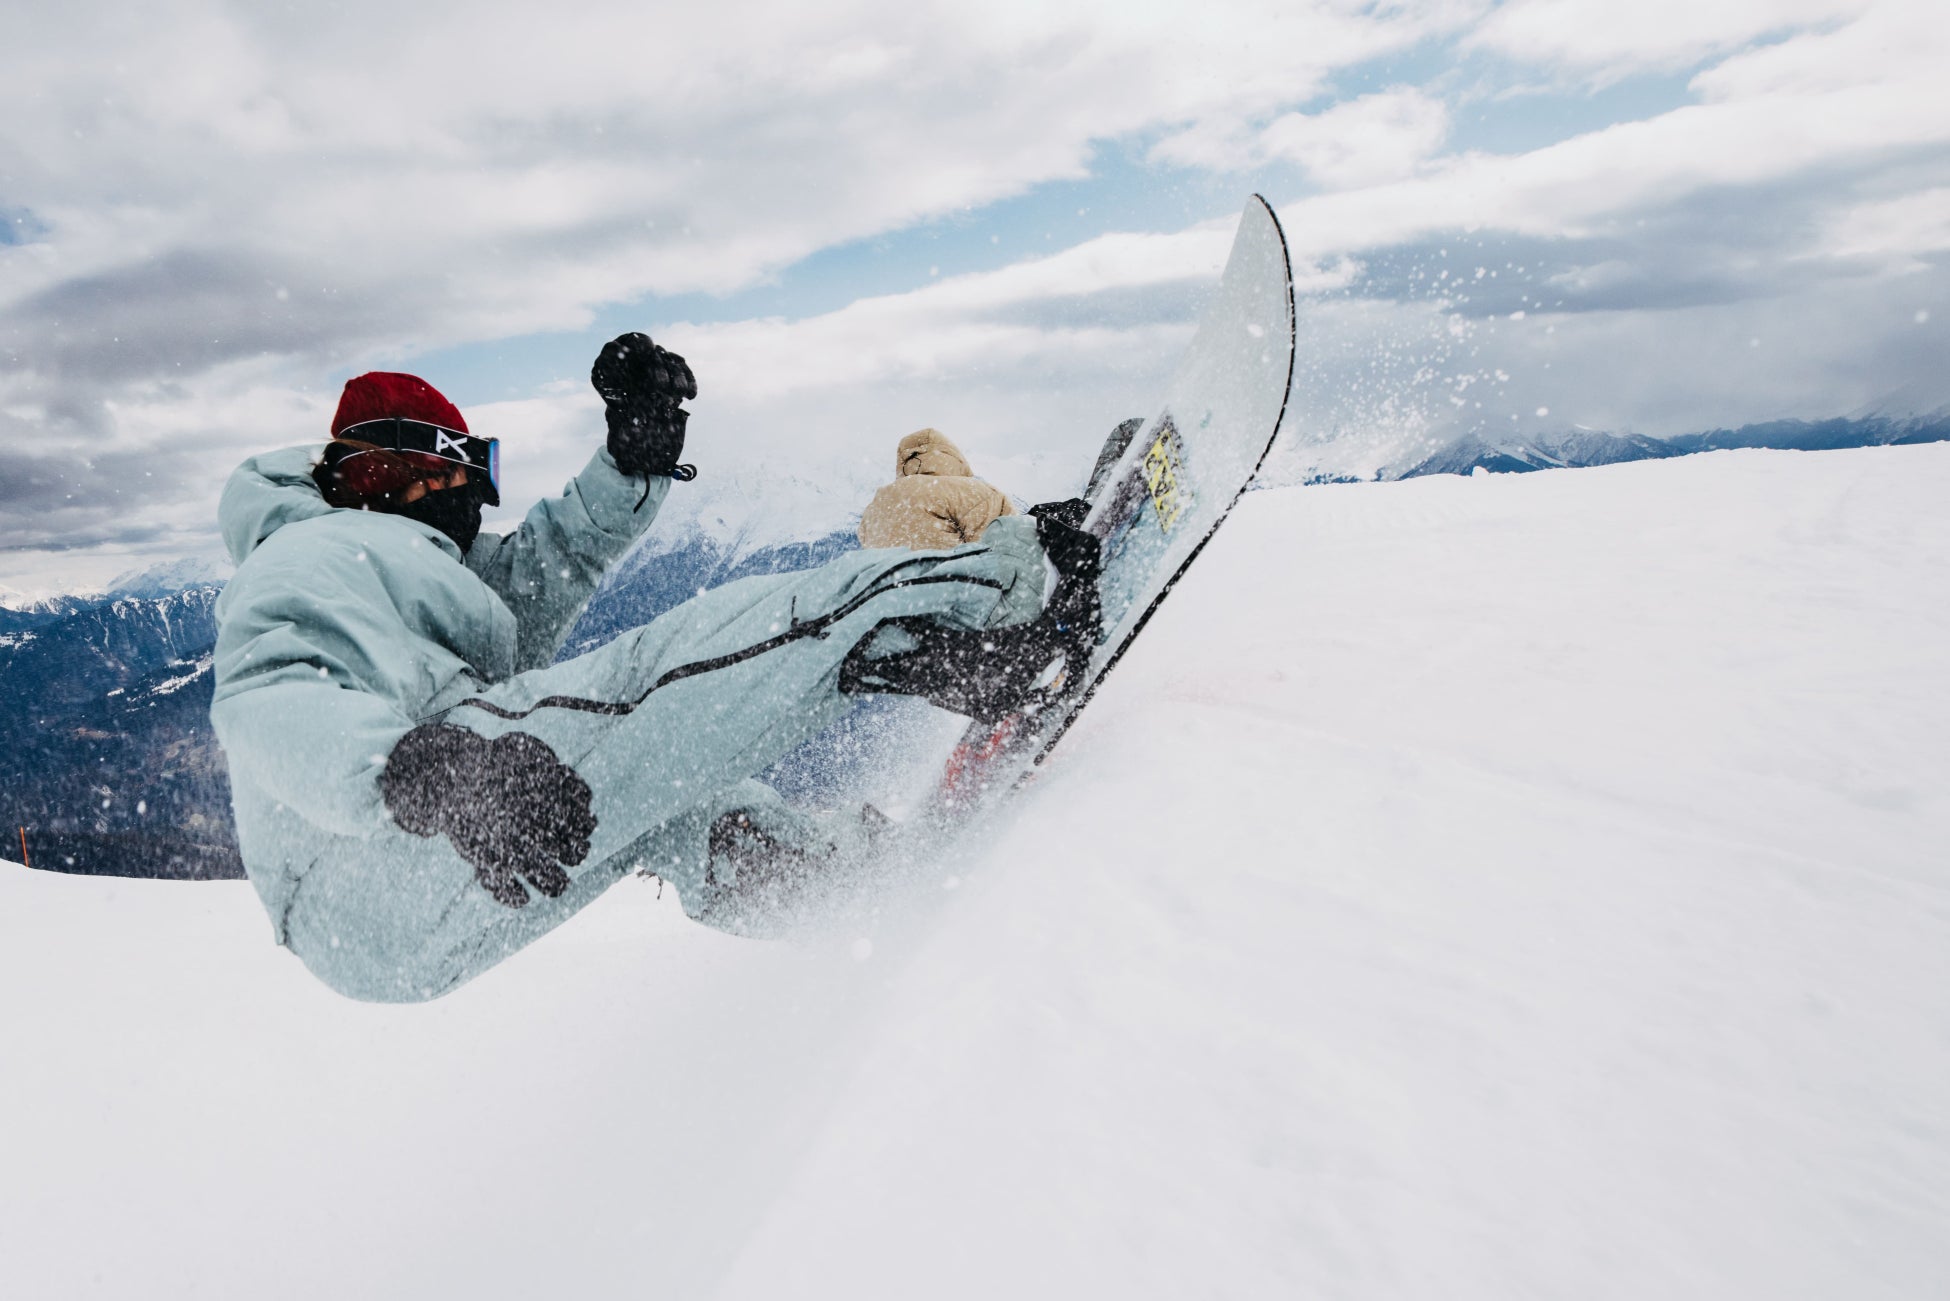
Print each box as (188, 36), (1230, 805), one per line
(838, 504), (1103, 724)
(697, 801), (891, 933)
(707, 809), (813, 895)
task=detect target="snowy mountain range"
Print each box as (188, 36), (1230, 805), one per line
(1389, 410), (1950, 479)
(0, 582), (233, 878)
(0, 590), (93, 637)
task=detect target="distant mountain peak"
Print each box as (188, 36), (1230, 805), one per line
(0, 586), (91, 618)
(103, 556), (230, 599)
(1850, 379), (1950, 424)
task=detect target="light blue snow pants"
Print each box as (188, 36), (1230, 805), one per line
(274, 522), (1045, 1001)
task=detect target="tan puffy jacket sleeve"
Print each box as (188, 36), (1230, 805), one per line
(858, 428), (1016, 550)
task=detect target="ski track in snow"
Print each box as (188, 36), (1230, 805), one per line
(3, 445), (1948, 1299)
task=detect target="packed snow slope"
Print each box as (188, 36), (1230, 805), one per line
(4, 445), (1947, 1299)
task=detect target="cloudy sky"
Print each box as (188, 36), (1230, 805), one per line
(2, 0), (1945, 594)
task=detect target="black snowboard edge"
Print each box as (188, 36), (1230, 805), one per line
(1027, 194), (1298, 772)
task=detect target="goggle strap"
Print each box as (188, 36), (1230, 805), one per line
(336, 417), (499, 503)
(337, 418), (498, 480)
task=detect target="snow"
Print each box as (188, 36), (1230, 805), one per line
(4, 444), (1949, 1298)
(143, 654), (213, 697)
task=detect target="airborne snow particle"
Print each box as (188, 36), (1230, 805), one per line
(1918, 310), (1932, 324)
(1536, 407), (1550, 417)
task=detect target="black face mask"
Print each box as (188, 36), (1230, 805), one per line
(394, 484), (484, 555)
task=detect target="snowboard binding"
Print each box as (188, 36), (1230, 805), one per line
(838, 503), (1103, 725)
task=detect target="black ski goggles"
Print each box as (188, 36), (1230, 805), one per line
(335, 417), (501, 506)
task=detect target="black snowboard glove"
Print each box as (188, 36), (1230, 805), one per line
(591, 331), (698, 496)
(1028, 497), (1091, 532)
(380, 723), (597, 909)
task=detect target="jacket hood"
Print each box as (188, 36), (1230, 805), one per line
(219, 446), (338, 565)
(895, 428), (973, 479)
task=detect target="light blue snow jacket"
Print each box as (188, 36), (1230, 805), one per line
(211, 445), (1048, 1000)
(212, 445), (666, 933)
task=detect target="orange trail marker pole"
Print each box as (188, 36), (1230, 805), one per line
(18, 826), (28, 869)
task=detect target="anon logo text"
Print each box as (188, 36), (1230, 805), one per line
(433, 428), (475, 463)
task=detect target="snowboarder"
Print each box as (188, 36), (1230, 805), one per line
(210, 335), (1058, 1002)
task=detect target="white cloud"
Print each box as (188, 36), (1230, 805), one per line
(1260, 91), (1452, 188)
(1823, 188), (1950, 266)
(669, 223), (1237, 403)
(0, 0), (1440, 361)
(1469, 0), (1874, 78)
(1690, 0), (1943, 100)
(1154, 90), (1452, 189)
(1274, 6), (1950, 263)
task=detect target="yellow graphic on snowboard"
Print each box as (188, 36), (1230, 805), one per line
(1141, 420), (1191, 533)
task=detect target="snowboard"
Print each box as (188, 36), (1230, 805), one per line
(929, 194), (1297, 823)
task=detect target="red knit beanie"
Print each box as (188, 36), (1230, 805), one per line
(331, 372), (468, 437)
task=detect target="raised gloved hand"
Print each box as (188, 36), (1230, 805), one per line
(379, 723), (597, 908)
(591, 331), (698, 485)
